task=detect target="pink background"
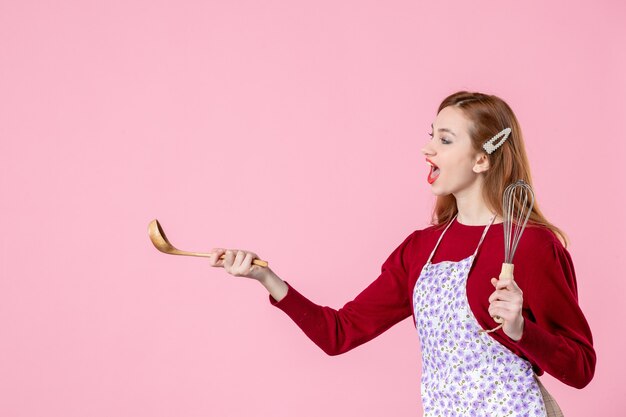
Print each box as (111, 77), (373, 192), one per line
(1, 1), (625, 416)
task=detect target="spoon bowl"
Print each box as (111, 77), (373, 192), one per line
(148, 219), (268, 267)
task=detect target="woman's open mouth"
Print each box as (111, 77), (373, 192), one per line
(426, 159), (440, 184)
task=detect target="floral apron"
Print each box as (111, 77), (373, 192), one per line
(412, 215), (546, 416)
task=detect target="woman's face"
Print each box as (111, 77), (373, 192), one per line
(421, 106), (488, 197)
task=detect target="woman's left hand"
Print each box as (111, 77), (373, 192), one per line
(488, 277), (525, 341)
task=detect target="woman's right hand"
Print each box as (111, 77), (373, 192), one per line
(209, 248), (289, 303)
(208, 248), (271, 282)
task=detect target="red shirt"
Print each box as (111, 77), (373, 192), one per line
(269, 219), (596, 389)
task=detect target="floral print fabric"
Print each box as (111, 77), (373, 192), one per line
(413, 228), (546, 416)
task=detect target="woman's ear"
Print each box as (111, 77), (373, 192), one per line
(473, 153), (490, 173)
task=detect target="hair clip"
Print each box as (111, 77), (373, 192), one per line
(482, 127), (511, 154)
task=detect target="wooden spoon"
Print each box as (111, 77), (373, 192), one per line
(147, 219), (269, 267)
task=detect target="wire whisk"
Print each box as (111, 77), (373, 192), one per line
(480, 180), (535, 333)
(503, 180), (535, 264)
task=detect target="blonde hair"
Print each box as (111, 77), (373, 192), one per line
(431, 91), (567, 247)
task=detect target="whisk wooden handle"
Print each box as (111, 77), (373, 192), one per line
(499, 262), (514, 280)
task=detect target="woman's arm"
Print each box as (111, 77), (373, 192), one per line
(512, 238), (596, 389)
(209, 232), (416, 356)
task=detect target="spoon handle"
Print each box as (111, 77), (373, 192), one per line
(169, 250), (269, 267)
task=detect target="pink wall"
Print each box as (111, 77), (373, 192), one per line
(1, 1), (624, 416)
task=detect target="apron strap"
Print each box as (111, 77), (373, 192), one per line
(471, 214), (497, 258)
(426, 214), (458, 264)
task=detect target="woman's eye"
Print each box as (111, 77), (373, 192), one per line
(428, 131), (450, 144)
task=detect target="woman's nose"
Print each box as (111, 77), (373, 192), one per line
(421, 142), (435, 156)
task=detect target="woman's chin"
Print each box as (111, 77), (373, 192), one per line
(429, 186), (450, 197)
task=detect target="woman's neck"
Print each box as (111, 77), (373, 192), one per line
(453, 186), (500, 226)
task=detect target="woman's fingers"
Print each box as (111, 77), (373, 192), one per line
(209, 248), (226, 267)
(489, 301), (517, 320)
(242, 252), (256, 270)
(230, 249), (254, 267)
(489, 300), (521, 312)
(211, 249), (262, 278)
(488, 278), (526, 340)
(489, 278), (523, 299)
(494, 277), (513, 290)
(489, 290), (512, 303)
(233, 249), (245, 268)
(488, 288), (521, 303)
(488, 277), (523, 320)
(223, 249), (237, 269)
(493, 277), (522, 292)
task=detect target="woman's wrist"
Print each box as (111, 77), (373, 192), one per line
(259, 268), (288, 302)
(506, 316), (525, 342)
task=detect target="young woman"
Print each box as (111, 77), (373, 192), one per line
(208, 91), (596, 416)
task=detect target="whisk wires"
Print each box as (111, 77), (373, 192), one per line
(503, 180), (535, 264)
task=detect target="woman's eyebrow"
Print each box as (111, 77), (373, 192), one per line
(431, 123), (457, 136)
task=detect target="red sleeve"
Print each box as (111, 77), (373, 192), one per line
(513, 238), (596, 388)
(268, 232), (415, 356)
